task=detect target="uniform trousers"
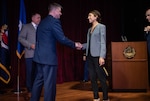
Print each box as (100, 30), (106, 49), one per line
(30, 63), (57, 101)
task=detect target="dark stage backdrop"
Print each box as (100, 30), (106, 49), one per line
(1, 0), (150, 89)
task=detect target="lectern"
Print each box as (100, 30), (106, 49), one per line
(111, 41), (149, 90)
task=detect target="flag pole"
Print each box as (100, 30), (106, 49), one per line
(13, 59), (21, 94)
(12, 0), (26, 94)
(17, 59), (20, 93)
(12, 57), (23, 94)
(17, 58), (20, 93)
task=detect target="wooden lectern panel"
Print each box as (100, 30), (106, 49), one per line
(111, 41), (149, 90)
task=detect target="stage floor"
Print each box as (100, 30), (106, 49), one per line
(0, 81), (150, 101)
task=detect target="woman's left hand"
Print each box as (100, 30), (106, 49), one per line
(99, 57), (105, 66)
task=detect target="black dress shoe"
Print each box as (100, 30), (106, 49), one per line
(82, 80), (88, 82)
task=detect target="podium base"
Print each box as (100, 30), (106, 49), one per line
(11, 88), (25, 94)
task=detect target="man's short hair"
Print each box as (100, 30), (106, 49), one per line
(48, 3), (63, 12)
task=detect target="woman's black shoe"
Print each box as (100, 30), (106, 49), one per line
(82, 80), (88, 82)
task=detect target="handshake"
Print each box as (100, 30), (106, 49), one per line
(75, 42), (83, 50)
(144, 26), (150, 34)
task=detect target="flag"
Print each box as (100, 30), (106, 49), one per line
(16, 0), (26, 59)
(0, 0), (10, 84)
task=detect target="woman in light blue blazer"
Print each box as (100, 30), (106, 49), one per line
(82, 10), (109, 101)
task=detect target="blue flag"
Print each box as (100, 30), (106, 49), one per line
(16, 0), (26, 59)
(0, 0), (11, 84)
